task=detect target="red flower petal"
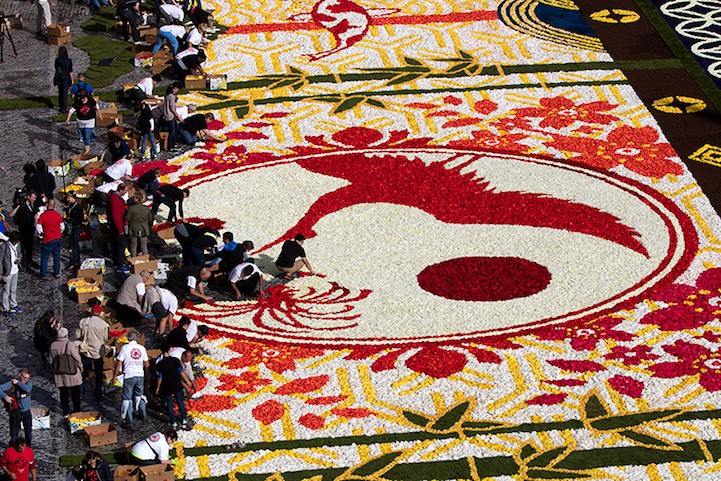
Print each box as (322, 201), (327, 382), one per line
(244, 121), (273, 128)
(275, 375), (329, 395)
(306, 395), (348, 405)
(405, 347), (467, 378)
(542, 379), (586, 387)
(299, 413), (325, 430)
(608, 375), (644, 398)
(407, 102), (438, 109)
(547, 360), (606, 373)
(466, 347), (502, 364)
(225, 131), (269, 140)
(442, 117), (483, 128)
(699, 370), (721, 392)
(648, 361), (695, 378)
(186, 395), (239, 413)
(443, 95), (463, 105)
(473, 99), (498, 114)
(260, 112), (290, 118)
(331, 127), (384, 148)
(427, 110), (461, 117)
(331, 407), (374, 418)
(527, 393), (568, 405)
(371, 349), (405, 372)
(252, 400), (285, 424)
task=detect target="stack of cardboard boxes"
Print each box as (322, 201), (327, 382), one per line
(152, 49), (173, 76)
(47, 23), (71, 45)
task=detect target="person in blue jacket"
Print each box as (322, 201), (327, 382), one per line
(0, 368), (33, 447)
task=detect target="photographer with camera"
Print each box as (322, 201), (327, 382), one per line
(10, 191), (38, 270)
(0, 368), (33, 448)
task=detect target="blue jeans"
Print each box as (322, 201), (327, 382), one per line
(141, 133), (157, 159)
(178, 126), (199, 145)
(162, 118), (178, 149)
(9, 409), (32, 448)
(78, 125), (95, 148)
(153, 30), (179, 54)
(89, 0), (109, 8)
(164, 391), (187, 424)
(121, 376), (147, 424)
(80, 355), (104, 400)
(40, 238), (62, 277)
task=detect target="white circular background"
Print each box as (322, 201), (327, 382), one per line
(184, 149), (691, 344)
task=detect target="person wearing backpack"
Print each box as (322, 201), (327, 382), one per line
(53, 47), (74, 114)
(48, 327), (83, 417)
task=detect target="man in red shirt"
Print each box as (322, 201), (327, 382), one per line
(36, 199), (65, 279)
(0, 438), (36, 481)
(108, 183), (130, 274)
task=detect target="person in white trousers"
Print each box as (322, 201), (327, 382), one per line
(1, 232), (22, 317)
(35, 0), (55, 37)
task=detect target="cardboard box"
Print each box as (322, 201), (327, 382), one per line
(77, 267), (103, 285)
(151, 62), (172, 75)
(184, 75), (206, 89)
(96, 112), (122, 128)
(68, 411), (102, 434)
(31, 407), (50, 430)
(80, 258), (106, 273)
(48, 32), (72, 46)
(128, 254), (158, 274)
(115, 465), (140, 481)
(139, 464), (174, 481)
(85, 422), (118, 447)
(71, 154), (99, 170)
(3, 14), (22, 29)
(103, 369), (123, 387)
(156, 226), (175, 240)
(48, 23), (70, 36)
(134, 52), (153, 68)
(83, 161), (106, 175)
(102, 349), (116, 370)
(146, 349), (161, 361)
(48, 158), (70, 177)
(69, 277), (102, 304)
(208, 74), (227, 91)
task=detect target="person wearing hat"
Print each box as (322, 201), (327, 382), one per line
(76, 300), (109, 401)
(48, 327), (83, 416)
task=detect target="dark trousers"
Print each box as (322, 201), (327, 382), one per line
(164, 391), (187, 424)
(118, 8), (140, 41)
(58, 84), (69, 112)
(69, 226), (82, 267)
(59, 385), (81, 416)
(113, 301), (143, 327)
(80, 355), (104, 400)
(161, 118), (178, 149)
(235, 272), (260, 297)
(19, 225), (34, 267)
(175, 234), (192, 267)
(152, 195), (177, 223)
(112, 233), (128, 268)
(188, 247), (205, 266)
(9, 409), (32, 447)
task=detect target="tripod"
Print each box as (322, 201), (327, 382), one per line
(0, 13), (18, 63)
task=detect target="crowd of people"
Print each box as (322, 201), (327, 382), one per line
(0, 1), (325, 478)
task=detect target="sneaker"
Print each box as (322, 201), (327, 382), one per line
(171, 422), (178, 429)
(10, 306), (23, 313)
(54, 273), (62, 278)
(118, 267), (131, 275)
(3, 311), (13, 318)
(181, 419), (189, 430)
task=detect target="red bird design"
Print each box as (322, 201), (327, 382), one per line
(289, 0), (397, 60)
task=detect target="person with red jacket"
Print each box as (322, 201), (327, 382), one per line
(36, 199), (65, 279)
(107, 183), (130, 274)
(0, 438), (36, 481)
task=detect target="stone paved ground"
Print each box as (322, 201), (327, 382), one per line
(0, 2), (190, 477)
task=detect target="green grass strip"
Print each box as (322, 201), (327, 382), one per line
(632, 0), (721, 111)
(81, 6), (119, 33)
(73, 35), (136, 90)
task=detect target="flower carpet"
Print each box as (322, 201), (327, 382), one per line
(138, 0), (721, 478)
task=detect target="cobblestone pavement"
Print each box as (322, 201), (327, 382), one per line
(0, 2), (187, 478)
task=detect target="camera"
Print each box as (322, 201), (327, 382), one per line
(12, 187), (28, 208)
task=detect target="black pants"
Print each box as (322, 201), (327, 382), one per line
(118, 8), (140, 41)
(59, 385), (81, 416)
(111, 233), (128, 269)
(19, 225), (34, 267)
(235, 272), (260, 297)
(9, 409), (32, 447)
(58, 84), (69, 112)
(81, 355), (104, 400)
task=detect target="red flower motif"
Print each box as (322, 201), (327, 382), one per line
(299, 413), (325, 430)
(217, 371), (272, 393)
(275, 375), (329, 395)
(607, 375), (644, 398)
(252, 400), (285, 424)
(473, 99), (498, 114)
(224, 340), (325, 373)
(405, 347), (467, 378)
(447, 129), (528, 153)
(444, 95), (463, 105)
(547, 126), (682, 178)
(604, 345), (659, 366)
(649, 340), (721, 392)
(642, 268), (721, 330)
(514, 96), (618, 129)
(536, 316), (633, 351)
(527, 393), (568, 405)
(186, 395), (239, 412)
